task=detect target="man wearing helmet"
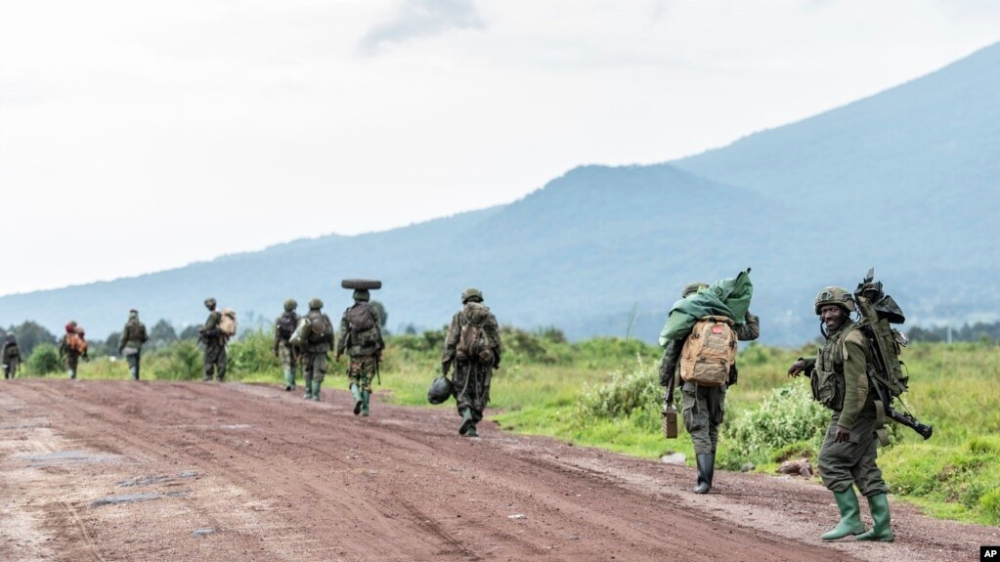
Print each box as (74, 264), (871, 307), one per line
(198, 298), (227, 382)
(118, 309), (148, 380)
(440, 288), (503, 437)
(787, 287), (895, 542)
(336, 289), (384, 416)
(274, 299), (301, 391)
(302, 298), (335, 401)
(658, 281), (759, 494)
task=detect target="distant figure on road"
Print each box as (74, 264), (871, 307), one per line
(658, 279), (759, 494)
(2, 333), (22, 379)
(118, 309), (149, 380)
(301, 298), (335, 401)
(336, 288), (384, 417)
(440, 288), (502, 437)
(273, 298), (301, 391)
(787, 287), (895, 542)
(58, 321), (88, 380)
(198, 298), (227, 382)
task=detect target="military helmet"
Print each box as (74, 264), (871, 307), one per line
(352, 289), (370, 302)
(461, 288), (483, 304)
(427, 375), (454, 405)
(204, 298), (217, 307)
(682, 282), (709, 298)
(283, 298), (297, 312)
(815, 286), (855, 315)
(308, 298), (323, 310)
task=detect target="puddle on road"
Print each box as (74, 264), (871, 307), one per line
(20, 450), (122, 467)
(90, 493), (161, 508)
(117, 471), (199, 488)
(191, 527), (218, 538)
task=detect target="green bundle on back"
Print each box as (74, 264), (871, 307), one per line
(853, 268), (933, 441)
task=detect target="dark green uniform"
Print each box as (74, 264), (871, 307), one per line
(674, 312), (760, 455)
(119, 313), (148, 380)
(2, 336), (21, 379)
(59, 331), (86, 379)
(302, 308), (334, 399)
(801, 322), (888, 498)
(200, 309), (227, 381)
(336, 300), (384, 416)
(274, 309), (300, 390)
(441, 299), (502, 437)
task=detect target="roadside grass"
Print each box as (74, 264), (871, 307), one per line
(14, 328), (998, 525)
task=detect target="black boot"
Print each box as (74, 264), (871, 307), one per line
(693, 453), (715, 494)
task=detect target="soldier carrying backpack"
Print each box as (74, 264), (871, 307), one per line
(657, 271), (759, 495)
(441, 288), (503, 438)
(336, 279), (385, 417)
(300, 298), (335, 401)
(273, 299), (301, 391)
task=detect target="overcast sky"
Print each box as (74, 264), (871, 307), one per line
(1, 1), (998, 297)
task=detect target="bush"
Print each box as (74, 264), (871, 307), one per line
(157, 341), (202, 380)
(577, 364), (661, 428)
(26, 343), (62, 375)
(722, 383), (828, 468)
(227, 329), (280, 377)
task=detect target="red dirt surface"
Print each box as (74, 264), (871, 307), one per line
(1, 380), (996, 561)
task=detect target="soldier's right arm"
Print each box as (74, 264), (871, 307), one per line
(336, 313), (350, 357)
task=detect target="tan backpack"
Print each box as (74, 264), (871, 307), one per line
(218, 309), (237, 337)
(679, 315), (737, 387)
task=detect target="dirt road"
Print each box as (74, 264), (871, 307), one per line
(1, 380), (995, 561)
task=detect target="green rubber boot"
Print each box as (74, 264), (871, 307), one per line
(351, 384), (363, 415)
(459, 408), (474, 436)
(856, 494), (895, 542)
(821, 488), (866, 541)
(312, 380), (322, 401)
(360, 390), (370, 417)
(303, 379), (313, 400)
(466, 423), (479, 437)
(284, 369), (295, 391)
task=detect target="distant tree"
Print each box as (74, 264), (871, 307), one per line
(6, 321), (57, 357)
(178, 325), (201, 341)
(370, 300), (389, 329)
(148, 319), (178, 349)
(104, 331), (121, 355)
(27, 343), (61, 375)
(403, 324), (418, 335)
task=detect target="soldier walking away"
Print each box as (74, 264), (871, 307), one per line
(198, 298), (228, 382)
(274, 299), (300, 391)
(118, 309), (149, 380)
(658, 280), (759, 494)
(301, 298), (335, 401)
(58, 321), (89, 379)
(2, 333), (22, 379)
(787, 287), (895, 542)
(441, 288), (502, 437)
(336, 282), (384, 417)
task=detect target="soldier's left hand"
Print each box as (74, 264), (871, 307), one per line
(834, 426), (852, 443)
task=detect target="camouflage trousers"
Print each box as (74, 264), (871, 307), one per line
(65, 353), (80, 377)
(681, 381), (726, 455)
(302, 351), (327, 384)
(453, 361), (493, 423)
(3, 359), (17, 379)
(277, 341), (298, 371)
(203, 341), (227, 381)
(818, 411), (889, 497)
(347, 355), (377, 392)
(125, 351), (142, 379)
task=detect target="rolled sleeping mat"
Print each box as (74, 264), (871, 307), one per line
(341, 279), (382, 290)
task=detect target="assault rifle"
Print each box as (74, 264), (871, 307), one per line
(855, 268), (933, 441)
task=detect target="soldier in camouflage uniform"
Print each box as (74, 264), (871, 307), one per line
(2, 333), (22, 379)
(335, 289), (384, 417)
(441, 288), (502, 437)
(118, 309), (149, 380)
(58, 321), (87, 379)
(198, 298), (227, 382)
(659, 282), (760, 494)
(301, 298), (335, 401)
(273, 299), (300, 391)
(787, 287), (894, 542)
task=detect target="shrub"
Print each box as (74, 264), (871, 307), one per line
(722, 383), (828, 468)
(577, 364), (660, 428)
(227, 329), (280, 376)
(157, 341), (202, 380)
(26, 343), (62, 375)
